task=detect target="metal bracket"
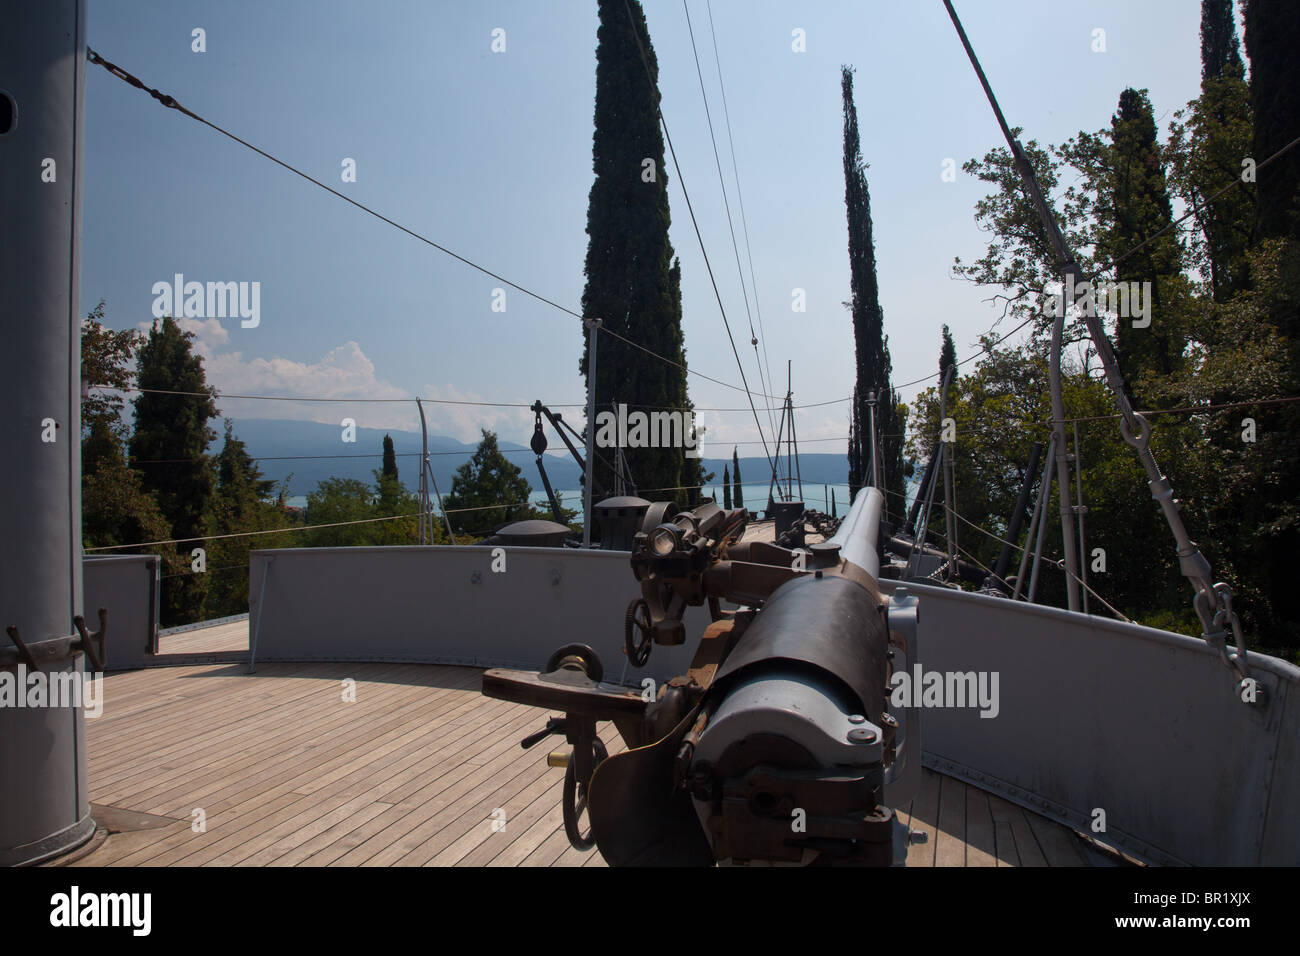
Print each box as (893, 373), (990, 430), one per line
(4, 625), (38, 669)
(72, 608), (108, 673)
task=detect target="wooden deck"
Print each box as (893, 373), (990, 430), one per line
(59, 623), (1105, 867)
(157, 618), (250, 655)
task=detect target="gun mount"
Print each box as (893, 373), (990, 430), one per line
(482, 486), (920, 865)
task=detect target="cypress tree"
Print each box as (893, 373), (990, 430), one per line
(1244, 0), (1300, 248)
(939, 324), (957, 386)
(1105, 89), (1186, 394)
(847, 385), (861, 499)
(216, 420), (273, 505)
(381, 434), (398, 482)
(1186, 0), (1254, 300)
(722, 465), (731, 509)
(841, 67), (904, 515)
(732, 447), (743, 511)
(377, 433), (401, 511)
(580, 0), (697, 506)
(1243, 0), (1300, 643)
(1201, 0), (1244, 82)
(129, 316), (218, 625)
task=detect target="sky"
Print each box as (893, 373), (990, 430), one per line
(81, 0), (1214, 458)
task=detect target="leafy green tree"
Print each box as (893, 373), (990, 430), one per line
(1156, 238), (1300, 651)
(908, 348), (1187, 626)
(722, 465), (731, 509)
(81, 302), (142, 470)
(304, 478), (383, 548)
(82, 445), (174, 556)
(204, 421), (296, 617)
(841, 67), (904, 513)
(579, 0), (699, 507)
(953, 136), (1091, 346)
(371, 434), (424, 545)
(79, 303), (185, 584)
(442, 429), (544, 537)
(944, 20), (1299, 653)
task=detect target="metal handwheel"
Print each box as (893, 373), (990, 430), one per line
(563, 731), (609, 851)
(624, 597), (653, 667)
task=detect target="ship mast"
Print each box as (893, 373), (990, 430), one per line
(0, 0), (99, 864)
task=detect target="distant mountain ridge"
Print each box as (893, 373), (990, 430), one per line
(221, 418), (849, 499)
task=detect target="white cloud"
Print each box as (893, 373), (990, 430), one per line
(137, 316), (229, 349)
(129, 318), (542, 442)
(416, 382), (533, 445)
(125, 319), (840, 452)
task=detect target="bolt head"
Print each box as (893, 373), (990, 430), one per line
(847, 727), (877, 744)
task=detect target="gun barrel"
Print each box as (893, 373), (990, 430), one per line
(826, 486), (884, 577)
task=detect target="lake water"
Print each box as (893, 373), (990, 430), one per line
(283, 482), (912, 519)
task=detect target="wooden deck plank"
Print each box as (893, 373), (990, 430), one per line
(964, 787), (998, 867)
(933, 772), (966, 867)
(434, 761), (568, 866)
(903, 768), (939, 867)
(143, 704), (537, 867)
(93, 675), (508, 865)
(296, 715), (534, 866)
(196, 694), (521, 866)
(457, 777), (564, 867)
(105, 664), (471, 806)
(112, 677), (466, 815)
(390, 746), (564, 866)
(77, 661), (1089, 867)
(1027, 809), (1087, 867)
(89, 662), (361, 780)
(993, 821), (1019, 867)
(987, 793), (1044, 868)
(486, 793), (567, 868)
(313, 707), (546, 866)
(192, 705), (542, 867)
(90, 661), (420, 779)
(159, 620), (250, 655)
(439, 721), (624, 868)
(524, 817), (579, 867)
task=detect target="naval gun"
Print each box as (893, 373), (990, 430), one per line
(481, 486), (920, 865)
